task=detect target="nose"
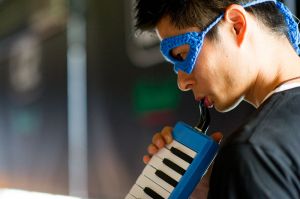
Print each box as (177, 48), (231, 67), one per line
(177, 70), (193, 91)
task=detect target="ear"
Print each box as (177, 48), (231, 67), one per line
(224, 4), (247, 46)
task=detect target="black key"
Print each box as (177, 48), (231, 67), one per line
(144, 187), (164, 199)
(163, 158), (186, 175)
(170, 147), (193, 164)
(155, 170), (178, 187)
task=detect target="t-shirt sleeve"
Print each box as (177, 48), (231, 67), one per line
(207, 144), (297, 199)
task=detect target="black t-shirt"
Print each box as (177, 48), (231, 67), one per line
(208, 87), (300, 199)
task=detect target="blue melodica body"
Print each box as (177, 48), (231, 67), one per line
(169, 121), (219, 199)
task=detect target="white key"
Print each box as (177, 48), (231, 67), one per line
(136, 175), (170, 198)
(125, 193), (136, 199)
(142, 164), (175, 193)
(166, 140), (196, 158)
(156, 147), (190, 170)
(148, 155), (182, 182)
(128, 184), (152, 199)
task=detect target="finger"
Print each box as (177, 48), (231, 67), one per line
(161, 126), (173, 144)
(143, 155), (151, 164)
(152, 133), (166, 149)
(211, 131), (223, 143)
(147, 144), (158, 155)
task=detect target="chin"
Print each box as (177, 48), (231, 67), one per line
(214, 96), (244, 113)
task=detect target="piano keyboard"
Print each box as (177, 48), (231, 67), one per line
(126, 121), (219, 199)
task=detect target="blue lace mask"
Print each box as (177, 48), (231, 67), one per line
(160, 0), (300, 74)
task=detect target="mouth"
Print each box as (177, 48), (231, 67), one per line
(196, 96), (214, 108)
(204, 97), (214, 108)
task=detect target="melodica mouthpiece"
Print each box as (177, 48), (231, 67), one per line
(195, 100), (210, 134)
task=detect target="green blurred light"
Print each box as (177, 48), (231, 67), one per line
(133, 76), (180, 115)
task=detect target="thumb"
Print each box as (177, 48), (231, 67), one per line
(210, 131), (223, 144)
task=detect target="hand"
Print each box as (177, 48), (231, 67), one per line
(143, 126), (173, 164)
(143, 126), (223, 199)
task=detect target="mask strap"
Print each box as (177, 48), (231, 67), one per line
(201, 15), (224, 35)
(275, 1), (300, 54)
(243, 0), (300, 54)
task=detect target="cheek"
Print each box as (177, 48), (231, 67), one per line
(198, 53), (238, 103)
(198, 48), (225, 83)
(194, 38), (237, 92)
(193, 55), (210, 85)
(193, 58), (218, 95)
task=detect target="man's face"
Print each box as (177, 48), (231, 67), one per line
(156, 16), (253, 112)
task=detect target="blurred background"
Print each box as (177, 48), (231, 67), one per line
(0, 0), (297, 198)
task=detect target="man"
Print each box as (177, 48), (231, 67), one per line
(135, 0), (300, 198)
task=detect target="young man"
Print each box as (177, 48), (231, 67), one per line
(135, 0), (300, 198)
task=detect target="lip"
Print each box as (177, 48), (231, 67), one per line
(195, 96), (214, 108)
(204, 97), (213, 108)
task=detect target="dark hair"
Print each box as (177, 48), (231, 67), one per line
(134, 0), (288, 40)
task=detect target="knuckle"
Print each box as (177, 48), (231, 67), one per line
(152, 132), (161, 143)
(162, 126), (172, 133)
(148, 144), (157, 154)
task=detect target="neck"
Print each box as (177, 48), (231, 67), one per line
(245, 39), (300, 108)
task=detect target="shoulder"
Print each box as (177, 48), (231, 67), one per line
(225, 87), (300, 147)
(207, 88), (300, 199)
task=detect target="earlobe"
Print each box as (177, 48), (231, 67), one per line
(224, 4), (247, 46)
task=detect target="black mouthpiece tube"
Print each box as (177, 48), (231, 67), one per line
(195, 100), (210, 133)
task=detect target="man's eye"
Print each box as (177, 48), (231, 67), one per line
(174, 53), (184, 61)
